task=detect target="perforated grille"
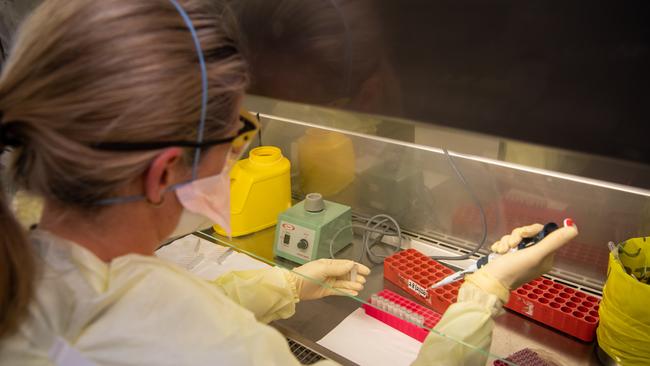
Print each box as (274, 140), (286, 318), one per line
(287, 338), (327, 365)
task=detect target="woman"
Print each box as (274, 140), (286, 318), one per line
(0, 0), (578, 365)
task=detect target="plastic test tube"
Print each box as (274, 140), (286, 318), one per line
(379, 297), (387, 311)
(419, 314), (425, 328)
(399, 306), (406, 320)
(349, 264), (358, 282)
(382, 299), (390, 312)
(389, 303), (396, 316)
(370, 294), (379, 307)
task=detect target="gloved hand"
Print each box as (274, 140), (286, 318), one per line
(466, 221), (578, 300)
(290, 259), (371, 300)
(490, 223), (544, 254)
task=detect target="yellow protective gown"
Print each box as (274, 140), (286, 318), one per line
(414, 283), (505, 365)
(0, 230), (503, 365)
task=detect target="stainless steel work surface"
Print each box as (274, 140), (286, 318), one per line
(274, 270), (601, 365)
(202, 228), (602, 365)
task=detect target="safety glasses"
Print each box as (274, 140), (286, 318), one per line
(92, 110), (259, 206)
(91, 110), (260, 154)
(230, 109), (261, 154)
(221, 109), (260, 174)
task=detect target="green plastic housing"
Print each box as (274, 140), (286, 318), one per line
(274, 199), (353, 264)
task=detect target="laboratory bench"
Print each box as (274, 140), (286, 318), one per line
(199, 227), (603, 366)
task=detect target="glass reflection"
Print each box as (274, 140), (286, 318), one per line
(231, 0), (402, 114)
(185, 109), (649, 365)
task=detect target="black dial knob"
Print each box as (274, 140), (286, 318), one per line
(297, 239), (309, 250)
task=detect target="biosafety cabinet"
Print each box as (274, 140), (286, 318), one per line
(219, 94), (650, 365)
(226, 9), (650, 364)
(5, 1), (649, 364)
(248, 95), (649, 286)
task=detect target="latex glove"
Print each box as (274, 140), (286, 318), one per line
(290, 259), (371, 300)
(490, 223), (544, 254)
(467, 221), (578, 300)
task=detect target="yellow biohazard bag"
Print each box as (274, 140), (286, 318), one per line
(597, 237), (650, 365)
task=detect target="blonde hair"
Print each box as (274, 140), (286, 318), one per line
(0, 0), (247, 338)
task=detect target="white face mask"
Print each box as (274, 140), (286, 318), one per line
(167, 109), (259, 240)
(169, 169), (231, 239)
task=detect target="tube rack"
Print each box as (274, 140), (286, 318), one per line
(362, 289), (442, 342)
(384, 249), (601, 342)
(506, 278), (600, 342)
(384, 249), (463, 313)
(493, 348), (554, 366)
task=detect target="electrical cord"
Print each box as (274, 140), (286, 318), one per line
(327, 148), (488, 263)
(430, 148), (488, 260)
(329, 214), (403, 265)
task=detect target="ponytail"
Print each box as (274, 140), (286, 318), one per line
(0, 179), (35, 339)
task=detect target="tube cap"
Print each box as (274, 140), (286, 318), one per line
(304, 193), (325, 212)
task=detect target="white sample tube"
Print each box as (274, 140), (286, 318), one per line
(408, 314), (416, 324)
(389, 303), (398, 316)
(382, 300), (391, 313)
(378, 297), (387, 311)
(349, 264), (358, 282)
(370, 294), (379, 305)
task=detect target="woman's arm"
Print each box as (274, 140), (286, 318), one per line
(413, 222), (578, 365)
(412, 281), (506, 366)
(211, 259), (369, 324)
(211, 267), (299, 324)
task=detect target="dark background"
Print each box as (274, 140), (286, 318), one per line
(3, 0), (650, 165)
(239, 0), (650, 166)
(381, 1), (650, 164)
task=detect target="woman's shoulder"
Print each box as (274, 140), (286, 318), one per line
(108, 253), (246, 310)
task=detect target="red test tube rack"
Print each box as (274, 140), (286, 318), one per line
(384, 249), (462, 313)
(383, 249), (601, 342)
(505, 278), (600, 342)
(362, 289), (442, 342)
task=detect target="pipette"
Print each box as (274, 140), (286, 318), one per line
(430, 220), (568, 289)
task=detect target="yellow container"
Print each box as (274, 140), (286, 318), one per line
(297, 129), (355, 197)
(214, 146), (291, 237)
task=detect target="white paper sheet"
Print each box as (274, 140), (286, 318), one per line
(317, 308), (420, 366)
(192, 251), (270, 279)
(156, 235), (228, 269)
(156, 234), (270, 280)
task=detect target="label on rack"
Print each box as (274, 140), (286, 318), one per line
(408, 279), (428, 298)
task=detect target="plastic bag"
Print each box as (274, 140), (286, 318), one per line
(597, 237), (650, 365)
(618, 237), (650, 284)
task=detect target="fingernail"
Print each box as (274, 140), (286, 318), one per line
(564, 218), (577, 230)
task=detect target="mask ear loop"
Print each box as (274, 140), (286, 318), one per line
(167, 0), (209, 181)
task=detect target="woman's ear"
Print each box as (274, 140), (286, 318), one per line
(144, 148), (183, 205)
